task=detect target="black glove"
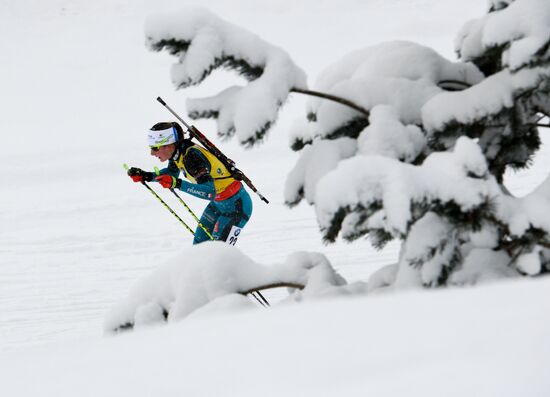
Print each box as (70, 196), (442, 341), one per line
(127, 167), (154, 183)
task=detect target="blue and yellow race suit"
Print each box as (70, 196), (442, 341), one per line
(158, 139), (253, 244)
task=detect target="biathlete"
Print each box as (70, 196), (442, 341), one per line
(127, 121), (253, 244)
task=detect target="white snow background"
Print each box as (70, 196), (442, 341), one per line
(1, 0), (549, 395)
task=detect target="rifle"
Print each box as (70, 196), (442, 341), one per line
(157, 97), (269, 204)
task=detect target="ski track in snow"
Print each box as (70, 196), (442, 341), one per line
(2, 0), (549, 353)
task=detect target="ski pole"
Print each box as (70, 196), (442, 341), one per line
(123, 164), (196, 237)
(127, 164), (270, 306)
(153, 167), (215, 240)
(170, 190), (215, 239)
(156, 96), (270, 204)
(250, 293), (267, 307)
(256, 292), (270, 307)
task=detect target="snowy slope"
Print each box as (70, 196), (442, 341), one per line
(0, 1), (549, 393)
(1, 277), (549, 396)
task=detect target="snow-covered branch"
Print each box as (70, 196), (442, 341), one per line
(458, 0), (550, 72)
(315, 137), (497, 241)
(104, 244), (350, 333)
(145, 7), (307, 146)
(290, 40), (484, 150)
(425, 0), (550, 179)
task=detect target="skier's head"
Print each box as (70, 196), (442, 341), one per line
(148, 122), (183, 161)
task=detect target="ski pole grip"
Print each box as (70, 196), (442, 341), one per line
(157, 97), (167, 106)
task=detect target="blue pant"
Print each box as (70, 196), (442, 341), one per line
(193, 187), (253, 245)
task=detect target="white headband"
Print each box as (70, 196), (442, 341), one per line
(147, 126), (178, 147)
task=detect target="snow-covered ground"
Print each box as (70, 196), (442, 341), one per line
(3, 277), (550, 396)
(1, 0), (549, 395)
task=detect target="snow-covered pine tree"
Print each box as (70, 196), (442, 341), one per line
(145, 0), (550, 289)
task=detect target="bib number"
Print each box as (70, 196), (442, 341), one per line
(226, 226), (242, 246)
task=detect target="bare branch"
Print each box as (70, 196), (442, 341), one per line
(436, 79), (472, 91)
(291, 87), (370, 118)
(290, 79), (473, 120)
(240, 282), (305, 296)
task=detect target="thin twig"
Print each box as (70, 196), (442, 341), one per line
(240, 282), (305, 296)
(436, 80), (472, 90)
(290, 87), (370, 118)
